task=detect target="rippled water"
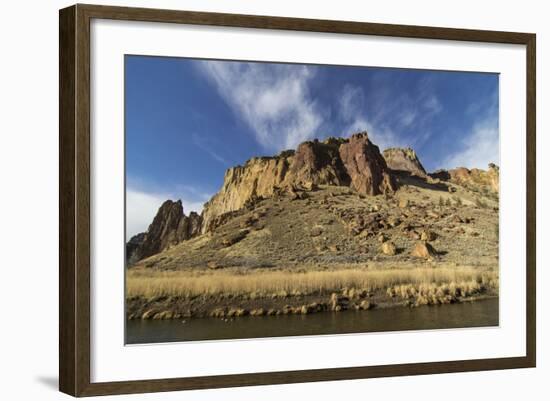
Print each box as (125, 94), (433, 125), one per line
(126, 298), (498, 344)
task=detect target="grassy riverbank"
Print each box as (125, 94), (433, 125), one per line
(126, 264), (498, 319)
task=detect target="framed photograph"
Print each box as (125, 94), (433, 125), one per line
(59, 4), (536, 397)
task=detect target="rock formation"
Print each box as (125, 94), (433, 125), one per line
(285, 137), (350, 188)
(126, 200), (202, 265)
(200, 155), (291, 233)
(339, 133), (396, 196)
(381, 241), (397, 256)
(383, 147), (427, 177)
(126, 232), (146, 266)
(430, 163), (499, 193)
(126, 132), (500, 264)
(201, 132), (395, 232)
(411, 241), (437, 259)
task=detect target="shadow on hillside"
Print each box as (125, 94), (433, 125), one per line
(392, 170), (449, 192)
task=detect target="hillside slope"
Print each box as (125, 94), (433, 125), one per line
(126, 132), (499, 319)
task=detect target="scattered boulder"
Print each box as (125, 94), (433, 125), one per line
(250, 308), (266, 316)
(399, 198), (410, 208)
(411, 241), (437, 259)
(300, 305), (311, 315)
(381, 241), (397, 256)
(359, 300), (372, 310)
(330, 293), (350, 311)
(141, 310), (156, 319)
(153, 311), (173, 320)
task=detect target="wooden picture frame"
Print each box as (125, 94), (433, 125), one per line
(59, 3), (536, 397)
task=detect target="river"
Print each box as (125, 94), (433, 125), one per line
(126, 298), (498, 344)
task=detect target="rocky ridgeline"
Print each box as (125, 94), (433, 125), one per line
(126, 132), (500, 265)
(201, 132), (396, 233)
(383, 147), (427, 177)
(126, 200), (202, 264)
(429, 163), (499, 193)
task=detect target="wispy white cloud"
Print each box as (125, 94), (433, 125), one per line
(126, 186), (209, 240)
(442, 116), (499, 170)
(197, 61), (322, 151)
(337, 79), (443, 151)
(398, 110), (417, 127)
(191, 132), (229, 165)
(422, 94), (442, 115)
(338, 85), (364, 122)
(442, 90), (499, 170)
(338, 84), (405, 150)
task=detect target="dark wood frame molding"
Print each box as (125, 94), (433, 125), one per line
(59, 3), (536, 397)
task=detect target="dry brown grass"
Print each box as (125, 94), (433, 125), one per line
(126, 265), (498, 300)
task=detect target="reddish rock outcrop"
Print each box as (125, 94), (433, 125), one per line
(429, 163), (499, 193)
(126, 200), (202, 265)
(338, 133), (396, 196)
(383, 147), (427, 177)
(201, 132), (396, 233)
(285, 138), (350, 188)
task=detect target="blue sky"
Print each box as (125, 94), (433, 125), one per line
(125, 55), (499, 238)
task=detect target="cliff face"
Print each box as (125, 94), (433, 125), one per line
(430, 163), (499, 193)
(126, 200), (202, 265)
(126, 132), (501, 264)
(199, 156), (289, 234)
(285, 138), (351, 188)
(339, 133), (396, 195)
(383, 147), (427, 177)
(201, 132), (395, 232)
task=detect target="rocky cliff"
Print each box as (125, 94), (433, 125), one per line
(201, 132), (395, 232)
(126, 200), (202, 265)
(430, 163), (499, 193)
(126, 132), (500, 265)
(339, 133), (396, 195)
(383, 147), (427, 177)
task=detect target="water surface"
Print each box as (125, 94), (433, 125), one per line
(126, 298), (498, 344)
